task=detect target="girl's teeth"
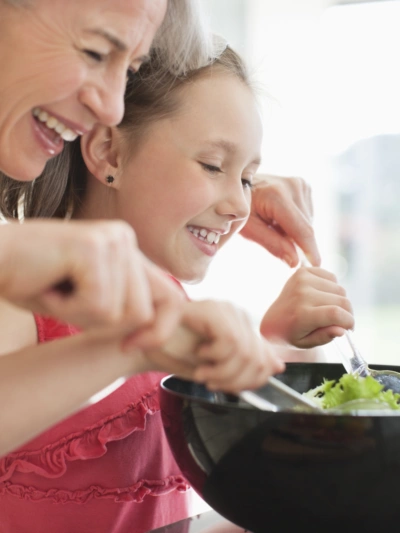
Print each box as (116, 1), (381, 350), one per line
(188, 226), (220, 244)
(206, 232), (217, 243)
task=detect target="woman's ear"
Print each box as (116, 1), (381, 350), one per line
(80, 125), (122, 186)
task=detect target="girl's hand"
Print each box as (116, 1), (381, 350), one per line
(260, 266), (355, 348)
(240, 174), (320, 267)
(167, 300), (285, 394)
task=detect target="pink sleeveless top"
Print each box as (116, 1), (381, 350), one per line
(0, 316), (191, 533)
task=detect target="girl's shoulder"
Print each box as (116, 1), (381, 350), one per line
(0, 314), (167, 483)
(0, 298), (37, 356)
(0, 371), (167, 482)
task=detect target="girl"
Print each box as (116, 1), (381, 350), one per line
(0, 41), (353, 533)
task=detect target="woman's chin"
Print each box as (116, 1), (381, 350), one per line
(0, 152), (46, 182)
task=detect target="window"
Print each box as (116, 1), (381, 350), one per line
(185, 0), (400, 365)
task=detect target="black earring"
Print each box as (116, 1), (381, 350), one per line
(106, 175), (114, 184)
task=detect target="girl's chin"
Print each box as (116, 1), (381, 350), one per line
(172, 268), (208, 285)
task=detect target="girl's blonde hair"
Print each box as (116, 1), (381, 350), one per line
(0, 38), (250, 219)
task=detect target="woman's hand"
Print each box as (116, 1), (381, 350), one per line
(260, 266), (355, 348)
(153, 300), (285, 394)
(240, 174), (321, 267)
(0, 219), (184, 344)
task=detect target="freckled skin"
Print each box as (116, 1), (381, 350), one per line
(0, 0), (166, 180)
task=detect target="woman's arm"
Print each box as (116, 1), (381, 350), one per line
(0, 219), (184, 344)
(0, 298), (285, 456)
(0, 329), (152, 456)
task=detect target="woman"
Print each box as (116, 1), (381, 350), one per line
(0, 0), (289, 458)
(0, 0), (215, 332)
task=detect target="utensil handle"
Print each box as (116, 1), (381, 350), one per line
(334, 330), (370, 377)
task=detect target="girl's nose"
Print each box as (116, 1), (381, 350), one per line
(216, 181), (251, 221)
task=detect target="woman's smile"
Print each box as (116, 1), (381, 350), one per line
(31, 107), (85, 156)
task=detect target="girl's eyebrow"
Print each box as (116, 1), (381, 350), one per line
(202, 139), (261, 166)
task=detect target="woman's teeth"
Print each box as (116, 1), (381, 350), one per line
(32, 108), (78, 142)
(188, 226), (220, 244)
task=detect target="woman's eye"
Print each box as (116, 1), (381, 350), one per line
(201, 163), (222, 174)
(83, 49), (105, 63)
(126, 68), (136, 83)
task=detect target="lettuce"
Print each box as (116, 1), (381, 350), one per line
(303, 373), (400, 410)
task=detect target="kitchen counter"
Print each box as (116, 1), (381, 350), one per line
(149, 509), (247, 533)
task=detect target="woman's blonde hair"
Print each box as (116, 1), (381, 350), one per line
(0, 38), (250, 219)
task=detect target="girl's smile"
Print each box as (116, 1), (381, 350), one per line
(80, 66), (262, 284)
(186, 225), (226, 257)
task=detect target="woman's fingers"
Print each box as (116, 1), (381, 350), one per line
(122, 258), (186, 350)
(195, 336), (284, 394)
(0, 220), (185, 344)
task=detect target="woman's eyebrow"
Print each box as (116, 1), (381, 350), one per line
(84, 29), (151, 64)
(85, 28), (127, 51)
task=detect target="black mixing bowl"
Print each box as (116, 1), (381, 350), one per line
(160, 362), (400, 533)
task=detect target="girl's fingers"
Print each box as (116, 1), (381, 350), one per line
(299, 325), (347, 348)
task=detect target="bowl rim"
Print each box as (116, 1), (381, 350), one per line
(160, 373), (400, 418)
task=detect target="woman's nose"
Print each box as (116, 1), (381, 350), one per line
(79, 71), (126, 127)
(216, 181), (251, 221)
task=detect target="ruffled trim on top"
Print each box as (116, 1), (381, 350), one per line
(0, 385), (160, 483)
(0, 475), (190, 504)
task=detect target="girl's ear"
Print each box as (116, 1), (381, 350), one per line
(80, 125), (122, 187)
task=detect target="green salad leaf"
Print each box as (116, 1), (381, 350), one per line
(303, 373), (400, 410)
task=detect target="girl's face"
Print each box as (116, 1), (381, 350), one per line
(116, 73), (262, 283)
(0, 0), (166, 180)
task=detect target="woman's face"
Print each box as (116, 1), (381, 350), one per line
(115, 74), (262, 283)
(0, 0), (166, 180)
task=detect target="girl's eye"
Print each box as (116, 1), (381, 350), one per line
(83, 49), (105, 63)
(242, 179), (253, 190)
(200, 163), (222, 174)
